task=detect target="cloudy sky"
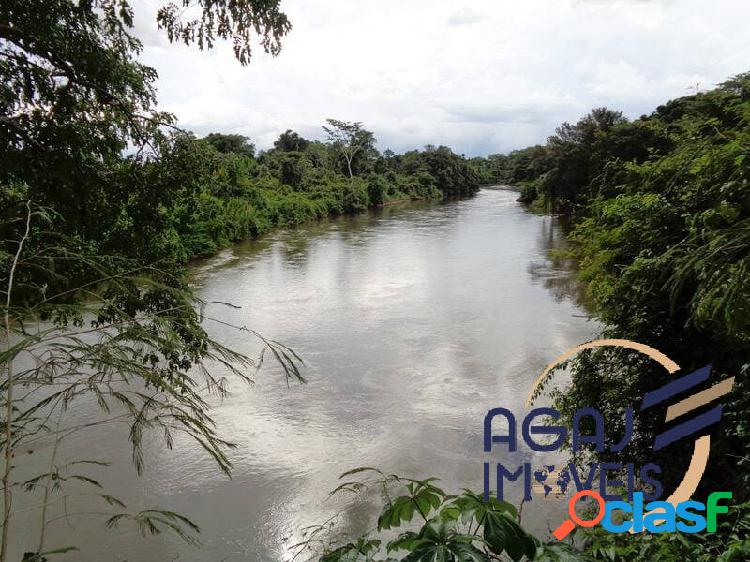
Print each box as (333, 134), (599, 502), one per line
(135, 0), (750, 156)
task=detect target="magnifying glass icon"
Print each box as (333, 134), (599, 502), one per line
(553, 489), (606, 540)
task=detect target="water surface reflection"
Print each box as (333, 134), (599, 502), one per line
(22, 189), (598, 561)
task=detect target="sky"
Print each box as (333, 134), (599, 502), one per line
(134, 0), (750, 156)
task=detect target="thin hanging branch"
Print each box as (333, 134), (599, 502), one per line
(1, 200), (32, 562)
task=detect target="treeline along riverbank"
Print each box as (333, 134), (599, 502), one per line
(470, 74), (750, 560)
(3, 121), (484, 296)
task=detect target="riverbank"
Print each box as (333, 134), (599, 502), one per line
(480, 184), (521, 192)
(160, 136), (485, 263)
(377, 194), (439, 207)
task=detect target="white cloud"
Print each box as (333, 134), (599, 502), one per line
(133, 0), (750, 155)
(447, 7), (486, 26)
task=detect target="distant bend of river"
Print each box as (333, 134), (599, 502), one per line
(16, 188), (598, 561)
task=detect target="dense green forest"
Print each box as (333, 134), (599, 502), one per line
(484, 75), (749, 483)
(481, 76), (750, 560)
(2, 120), (482, 297)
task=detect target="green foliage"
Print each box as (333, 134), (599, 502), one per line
(274, 129), (310, 152)
(0, 1), (300, 558)
(1, 0), (171, 270)
(323, 119), (377, 178)
(3, 0), (482, 299)
(577, 502), (750, 562)
(408, 146), (482, 199)
(518, 73), (750, 560)
(156, 0), (292, 65)
(377, 479), (445, 530)
(486, 146), (553, 188)
(0, 0), (292, 329)
(128, 129), (481, 262)
(204, 132), (255, 156)
(319, 538), (383, 562)
(560, 74), (750, 486)
(396, 520), (487, 562)
(295, 470), (585, 562)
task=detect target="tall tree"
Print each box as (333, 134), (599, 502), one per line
(322, 119), (374, 178)
(204, 132), (255, 156)
(273, 129), (309, 152)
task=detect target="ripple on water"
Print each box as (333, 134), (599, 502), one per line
(16, 190), (598, 562)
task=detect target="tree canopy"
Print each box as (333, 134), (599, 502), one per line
(204, 132), (256, 156)
(323, 119), (376, 178)
(491, 74), (750, 561)
(274, 129), (309, 152)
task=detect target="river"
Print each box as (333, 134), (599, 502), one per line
(12, 188), (598, 561)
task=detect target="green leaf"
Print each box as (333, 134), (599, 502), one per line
(483, 511), (537, 562)
(378, 482), (446, 530)
(449, 490), (517, 528)
(386, 531), (422, 553)
(23, 546), (78, 562)
(100, 494), (127, 508)
(400, 521), (488, 562)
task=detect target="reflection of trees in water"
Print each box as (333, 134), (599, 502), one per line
(192, 199), (451, 283)
(277, 231), (320, 266)
(527, 216), (591, 309)
(190, 236), (278, 277)
(271, 200), (448, 268)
